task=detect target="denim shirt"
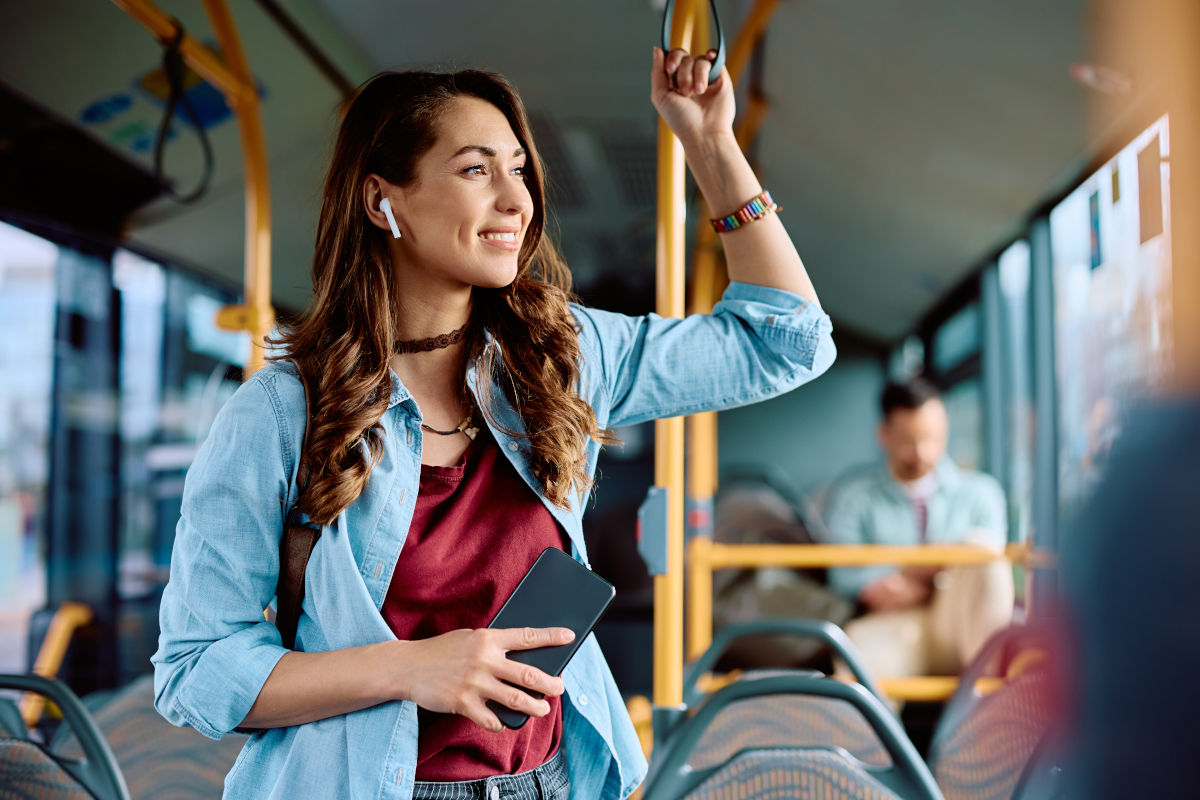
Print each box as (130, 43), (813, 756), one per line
(819, 459), (1008, 599)
(152, 281), (835, 799)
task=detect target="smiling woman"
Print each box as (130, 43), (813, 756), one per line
(151, 60), (836, 800)
(277, 72), (601, 505)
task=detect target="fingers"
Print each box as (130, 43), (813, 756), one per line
(485, 678), (552, 720)
(462, 698), (505, 733)
(658, 47), (719, 97)
(692, 54), (710, 95)
(495, 626), (575, 651)
(497, 659), (566, 699)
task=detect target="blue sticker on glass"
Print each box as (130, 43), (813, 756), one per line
(80, 94), (132, 125)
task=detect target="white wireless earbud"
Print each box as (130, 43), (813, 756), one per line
(379, 197), (402, 239)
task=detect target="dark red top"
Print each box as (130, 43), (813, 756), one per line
(381, 426), (566, 781)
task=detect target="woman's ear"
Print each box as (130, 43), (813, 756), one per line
(363, 174), (401, 238)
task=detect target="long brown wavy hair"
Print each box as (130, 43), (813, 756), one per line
(270, 71), (614, 525)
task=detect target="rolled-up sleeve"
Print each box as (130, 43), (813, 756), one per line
(151, 374), (294, 740)
(573, 281), (836, 428)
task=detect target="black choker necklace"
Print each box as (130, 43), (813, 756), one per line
(393, 322), (470, 354)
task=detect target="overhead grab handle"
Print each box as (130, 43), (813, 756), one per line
(661, 0), (726, 82)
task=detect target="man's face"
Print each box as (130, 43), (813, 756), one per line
(877, 399), (949, 482)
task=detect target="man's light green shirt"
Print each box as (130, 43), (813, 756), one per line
(820, 459), (1007, 599)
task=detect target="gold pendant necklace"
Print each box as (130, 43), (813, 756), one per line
(420, 399), (479, 440)
(420, 417), (479, 440)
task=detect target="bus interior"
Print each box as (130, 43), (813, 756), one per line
(1, 1), (1198, 798)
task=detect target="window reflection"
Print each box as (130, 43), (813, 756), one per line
(0, 222), (57, 672)
(998, 240), (1035, 545)
(0, 220), (245, 685)
(116, 262), (241, 682)
(942, 378), (984, 472)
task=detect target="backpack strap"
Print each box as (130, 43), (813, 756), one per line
(275, 364), (320, 650)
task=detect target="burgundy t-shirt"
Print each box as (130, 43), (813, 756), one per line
(380, 426), (566, 781)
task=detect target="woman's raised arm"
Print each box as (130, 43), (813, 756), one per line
(651, 47), (819, 305)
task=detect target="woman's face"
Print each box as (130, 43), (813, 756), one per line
(387, 96), (533, 293)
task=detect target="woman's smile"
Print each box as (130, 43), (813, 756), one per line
(478, 227), (522, 251)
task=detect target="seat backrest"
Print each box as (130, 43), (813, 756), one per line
(931, 623), (1059, 750)
(929, 667), (1058, 800)
(688, 674), (890, 771)
(0, 673), (129, 800)
(52, 675), (244, 799)
(644, 672), (943, 800)
(0, 739), (96, 799)
(686, 747), (902, 800)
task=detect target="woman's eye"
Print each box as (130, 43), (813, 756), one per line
(463, 164), (486, 175)
(511, 165), (528, 178)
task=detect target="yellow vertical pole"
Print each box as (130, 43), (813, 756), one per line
(684, 0), (780, 660)
(202, 0), (273, 377)
(685, 532), (714, 662)
(685, 406), (717, 659)
(653, 0), (700, 711)
(683, 0), (718, 668)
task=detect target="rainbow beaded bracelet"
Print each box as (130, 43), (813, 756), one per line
(710, 190), (781, 234)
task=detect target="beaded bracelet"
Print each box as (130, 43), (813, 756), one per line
(710, 190), (781, 234)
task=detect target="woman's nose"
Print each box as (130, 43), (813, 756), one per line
(496, 175), (532, 215)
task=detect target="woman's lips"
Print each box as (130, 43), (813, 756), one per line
(478, 230), (521, 251)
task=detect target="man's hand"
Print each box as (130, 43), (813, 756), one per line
(859, 571), (936, 612)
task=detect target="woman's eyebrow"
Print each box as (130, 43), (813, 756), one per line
(449, 145), (527, 159)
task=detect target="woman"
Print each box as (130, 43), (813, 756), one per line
(153, 47), (835, 799)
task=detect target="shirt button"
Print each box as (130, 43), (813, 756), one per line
(577, 693), (589, 707)
(394, 768), (404, 785)
(507, 441), (518, 452)
(398, 489), (407, 506)
(489, 787), (500, 800)
(406, 429), (413, 445)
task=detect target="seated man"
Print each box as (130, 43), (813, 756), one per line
(821, 378), (1013, 677)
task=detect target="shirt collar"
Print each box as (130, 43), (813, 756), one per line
(386, 329), (497, 411)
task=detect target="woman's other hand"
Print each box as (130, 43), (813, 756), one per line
(392, 627), (574, 732)
(651, 46), (735, 148)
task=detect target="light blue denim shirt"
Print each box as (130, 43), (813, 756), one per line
(819, 459), (1007, 599)
(152, 280), (835, 799)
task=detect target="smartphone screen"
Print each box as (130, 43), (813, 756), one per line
(485, 547), (615, 728)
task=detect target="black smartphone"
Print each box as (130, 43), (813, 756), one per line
(485, 547), (615, 729)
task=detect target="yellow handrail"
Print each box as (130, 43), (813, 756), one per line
(19, 602), (93, 727)
(111, 0), (275, 377)
(694, 669), (1006, 703)
(874, 676), (1003, 702)
(688, 539), (1053, 659)
(700, 540), (1047, 569)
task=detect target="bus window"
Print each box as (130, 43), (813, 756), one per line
(1051, 115), (1173, 519)
(0, 222), (57, 672)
